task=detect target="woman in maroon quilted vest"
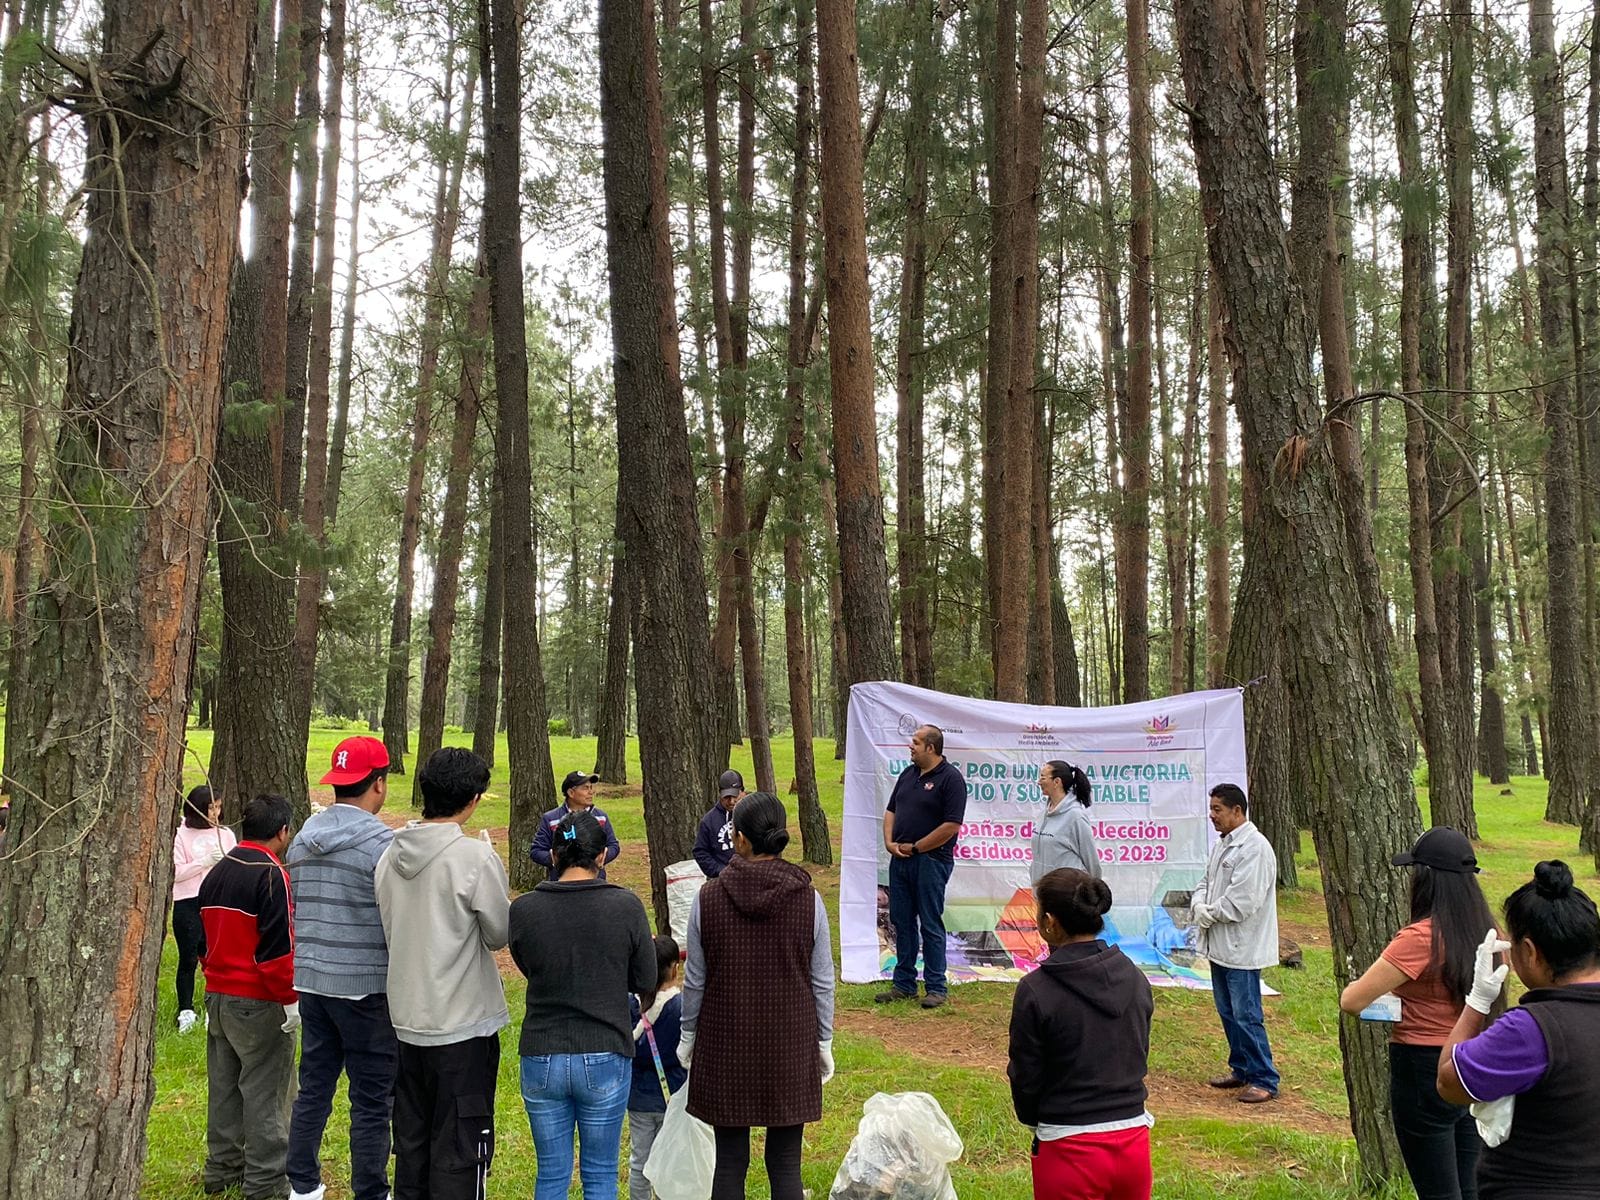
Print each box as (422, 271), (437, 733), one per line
(679, 791), (835, 1200)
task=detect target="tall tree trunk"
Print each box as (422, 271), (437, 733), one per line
(1168, 250), (1204, 697)
(981, 0), (1016, 688)
(382, 53), (476, 775)
(1120, 0), (1154, 702)
(291, 0), (347, 749)
(896, 0), (935, 692)
(0, 13), (252, 1196)
(482, 0), (559, 890)
(325, 52), (361, 529)
(411, 259), (488, 808)
(471, 461), (504, 768)
(783, 0), (828, 861)
(215, 0), (306, 818)
(1173, 1), (1421, 1181)
(594, 494), (630, 784)
(1531, 0), (1594, 826)
(995, 0), (1042, 702)
(1386, 0), (1473, 833)
(600, 0), (719, 924)
(1204, 280), (1231, 687)
(817, 0), (897, 689)
(280, 0), (323, 519)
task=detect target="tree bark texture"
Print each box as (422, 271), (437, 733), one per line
(817, 0), (898, 689)
(471, 458), (504, 768)
(279, 0), (323, 519)
(0, 12), (252, 1196)
(291, 0), (347, 751)
(895, 0), (935, 692)
(783, 0), (829, 863)
(411, 260), (487, 808)
(594, 494), (631, 784)
(1119, 0), (1154, 703)
(382, 56), (475, 775)
(599, 0), (720, 925)
(1530, 0), (1594, 826)
(1173, 0), (1420, 1181)
(980, 0), (1017, 687)
(482, 0), (558, 890)
(1204, 279), (1231, 687)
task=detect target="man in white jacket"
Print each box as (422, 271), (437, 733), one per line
(375, 747), (510, 1200)
(1191, 782), (1280, 1104)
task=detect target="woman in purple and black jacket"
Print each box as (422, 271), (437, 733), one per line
(1437, 861), (1600, 1200)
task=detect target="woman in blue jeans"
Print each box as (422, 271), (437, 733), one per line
(509, 809), (657, 1200)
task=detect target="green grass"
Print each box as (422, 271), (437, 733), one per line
(143, 740), (1600, 1199)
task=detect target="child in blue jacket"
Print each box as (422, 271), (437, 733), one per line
(628, 935), (687, 1200)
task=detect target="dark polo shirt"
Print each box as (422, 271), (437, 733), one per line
(886, 758), (968, 863)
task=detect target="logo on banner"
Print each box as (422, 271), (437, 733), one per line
(1019, 722), (1061, 749)
(897, 713), (920, 737)
(1144, 715), (1176, 749)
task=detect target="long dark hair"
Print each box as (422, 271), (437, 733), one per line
(1044, 760), (1092, 808)
(1410, 863), (1501, 1008)
(182, 785), (215, 831)
(638, 933), (680, 1014)
(1504, 861), (1600, 979)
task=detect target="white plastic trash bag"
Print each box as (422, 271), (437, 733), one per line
(829, 1091), (964, 1200)
(644, 1083), (715, 1200)
(1472, 1095), (1515, 1148)
(665, 858), (706, 945)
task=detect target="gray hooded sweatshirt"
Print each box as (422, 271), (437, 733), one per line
(285, 802), (394, 996)
(1029, 800), (1102, 887)
(375, 821), (510, 1046)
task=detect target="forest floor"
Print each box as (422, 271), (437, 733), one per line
(140, 730), (1599, 1199)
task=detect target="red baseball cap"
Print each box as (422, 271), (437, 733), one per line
(320, 736), (391, 786)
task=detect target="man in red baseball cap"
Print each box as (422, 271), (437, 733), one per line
(319, 735), (391, 788)
(284, 735), (396, 1200)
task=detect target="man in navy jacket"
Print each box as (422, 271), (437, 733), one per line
(529, 770), (621, 880)
(692, 769), (745, 877)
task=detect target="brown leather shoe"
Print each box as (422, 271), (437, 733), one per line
(1237, 1085), (1277, 1104)
(1207, 1074), (1247, 1089)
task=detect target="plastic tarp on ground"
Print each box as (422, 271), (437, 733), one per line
(840, 682), (1247, 989)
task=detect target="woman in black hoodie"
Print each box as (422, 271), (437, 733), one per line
(1008, 868), (1155, 1200)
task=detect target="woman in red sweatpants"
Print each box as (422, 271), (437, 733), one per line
(1008, 868), (1155, 1200)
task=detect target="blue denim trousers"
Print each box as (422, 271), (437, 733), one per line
(888, 853), (955, 996)
(1210, 964), (1280, 1093)
(521, 1052), (631, 1200)
(286, 992), (399, 1200)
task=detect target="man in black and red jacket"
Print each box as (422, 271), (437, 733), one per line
(199, 793), (298, 1200)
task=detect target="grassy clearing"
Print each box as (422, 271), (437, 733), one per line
(142, 734), (1598, 1198)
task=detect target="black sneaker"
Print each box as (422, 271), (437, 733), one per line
(920, 992), (948, 1009)
(874, 988), (917, 1004)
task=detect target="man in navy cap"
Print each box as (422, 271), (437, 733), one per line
(529, 770), (621, 880)
(693, 769), (745, 878)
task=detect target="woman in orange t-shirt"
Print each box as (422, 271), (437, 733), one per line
(1340, 827), (1503, 1200)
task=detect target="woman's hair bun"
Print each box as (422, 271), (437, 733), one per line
(1534, 859), (1575, 900)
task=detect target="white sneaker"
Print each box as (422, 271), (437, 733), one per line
(289, 1187), (326, 1200)
(177, 1009), (197, 1034)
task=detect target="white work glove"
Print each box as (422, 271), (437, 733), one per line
(1191, 901), (1217, 929)
(280, 1002), (301, 1033)
(678, 1032), (695, 1068)
(819, 1040), (835, 1084)
(1466, 929), (1511, 1015)
(205, 845), (227, 866)
(479, 829), (495, 848)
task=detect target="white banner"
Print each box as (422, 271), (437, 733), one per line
(841, 682), (1248, 988)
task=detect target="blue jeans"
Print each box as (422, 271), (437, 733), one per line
(521, 1052), (631, 1200)
(889, 853), (954, 996)
(286, 993), (399, 1200)
(1210, 964), (1279, 1093)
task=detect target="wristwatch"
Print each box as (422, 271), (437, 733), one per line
(907, 843), (920, 856)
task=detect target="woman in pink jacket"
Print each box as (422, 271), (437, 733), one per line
(172, 785), (236, 1033)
